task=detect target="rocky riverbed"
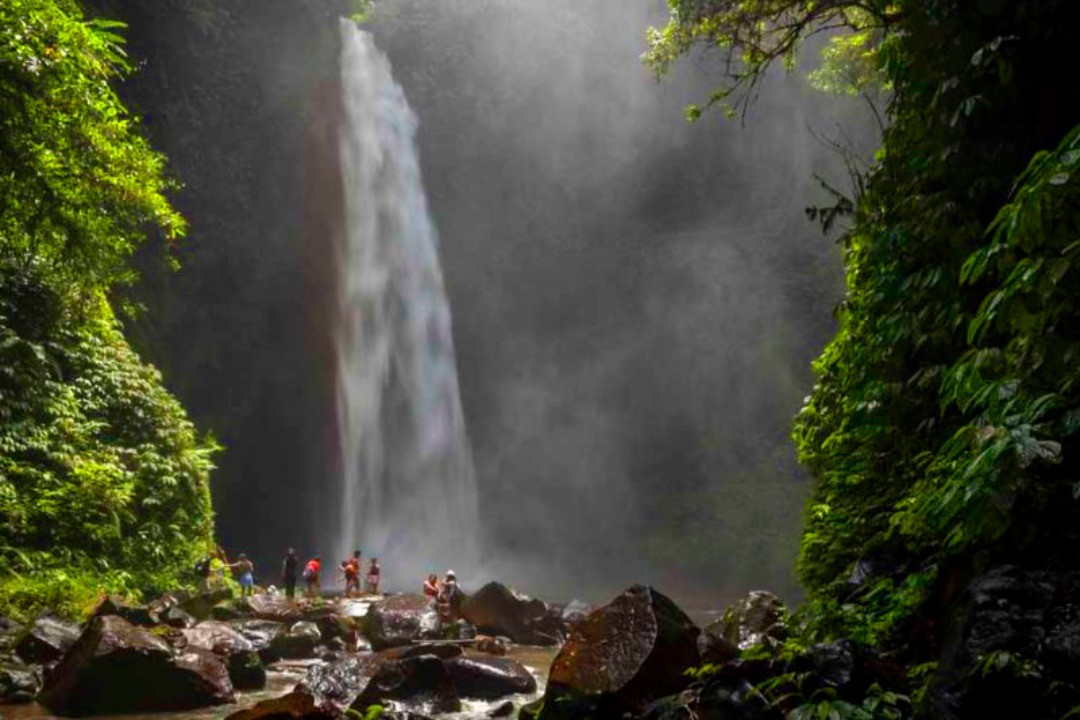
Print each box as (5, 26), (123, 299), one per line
(2, 582), (865, 720)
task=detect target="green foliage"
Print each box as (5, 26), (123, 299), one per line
(644, 1), (898, 117)
(0, 0), (214, 621)
(0, 268), (217, 620)
(0, 0), (185, 290)
(650, 0), (1080, 694)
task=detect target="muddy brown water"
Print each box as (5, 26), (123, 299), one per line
(1, 645), (560, 720)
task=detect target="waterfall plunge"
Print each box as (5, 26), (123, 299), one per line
(335, 20), (478, 588)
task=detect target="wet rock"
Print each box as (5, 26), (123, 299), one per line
(165, 606), (198, 629)
(541, 585), (700, 719)
(326, 636), (347, 652)
(380, 642), (464, 661)
(713, 591), (787, 652)
(561, 600), (593, 628)
(15, 613), (81, 664)
(476, 635), (511, 656)
(0, 662), (41, 703)
(212, 602), (246, 621)
(300, 654), (383, 710)
(314, 612), (354, 643)
(225, 688), (339, 720)
(698, 621), (739, 666)
(39, 615), (234, 715)
(350, 654), (461, 715)
(183, 621), (266, 690)
(232, 619), (287, 663)
(272, 621), (322, 659)
(90, 596), (155, 626)
(362, 595), (440, 650)
(445, 656), (537, 699)
(181, 588), (235, 622)
(240, 594), (303, 623)
(488, 700), (515, 717)
(462, 583), (566, 646)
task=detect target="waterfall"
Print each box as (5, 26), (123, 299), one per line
(334, 19), (479, 589)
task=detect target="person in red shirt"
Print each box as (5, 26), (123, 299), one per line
(423, 573), (440, 601)
(303, 556), (322, 598)
(344, 550), (362, 597)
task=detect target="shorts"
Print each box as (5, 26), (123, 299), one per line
(239, 573), (254, 588)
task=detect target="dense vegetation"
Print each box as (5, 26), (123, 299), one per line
(0, 0), (216, 621)
(650, 0), (1080, 714)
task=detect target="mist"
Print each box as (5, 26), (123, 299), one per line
(356, 0), (874, 604)
(111, 0), (874, 608)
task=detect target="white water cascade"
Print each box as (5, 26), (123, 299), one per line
(334, 20), (479, 588)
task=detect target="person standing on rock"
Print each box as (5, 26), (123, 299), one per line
(423, 573), (440, 602)
(303, 555), (322, 598)
(437, 569), (462, 622)
(282, 548), (299, 600)
(231, 553), (256, 597)
(344, 550), (362, 597)
(365, 557), (381, 595)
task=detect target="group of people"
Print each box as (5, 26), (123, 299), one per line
(199, 547), (464, 614)
(279, 548), (381, 599)
(424, 569), (464, 622)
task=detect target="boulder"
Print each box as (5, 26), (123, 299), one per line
(39, 615), (234, 715)
(165, 606), (198, 629)
(713, 591), (787, 652)
(489, 700), (515, 717)
(183, 621), (266, 690)
(181, 588), (235, 622)
(231, 619), (287, 663)
(90, 596), (155, 626)
(227, 655), (381, 720)
(240, 594), (303, 623)
(541, 585), (700, 719)
(379, 643), (464, 661)
(212, 602), (246, 621)
(561, 600), (593, 628)
(15, 613), (81, 664)
(462, 583), (566, 646)
(444, 656), (537, 699)
(476, 635), (511, 656)
(350, 654), (460, 715)
(271, 621), (322, 659)
(362, 595), (440, 650)
(0, 661), (41, 703)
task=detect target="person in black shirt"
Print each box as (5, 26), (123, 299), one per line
(282, 548), (299, 600)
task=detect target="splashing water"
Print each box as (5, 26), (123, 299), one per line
(335, 19), (478, 588)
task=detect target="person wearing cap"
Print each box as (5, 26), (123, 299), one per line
(437, 569), (463, 622)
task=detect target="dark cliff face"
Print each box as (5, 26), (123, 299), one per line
(85, 0), (351, 564)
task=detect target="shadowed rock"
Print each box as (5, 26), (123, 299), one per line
(232, 619), (287, 663)
(462, 583), (566, 646)
(445, 656), (537, 699)
(184, 621), (266, 690)
(240, 594), (303, 623)
(350, 654), (461, 715)
(40, 615), (234, 715)
(15, 613), (80, 664)
(362, 595), (440, 650)
(540, 585), (700, 719)
(226, 654), (381, 720)
(272, 621), (322, 659)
